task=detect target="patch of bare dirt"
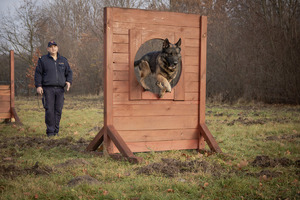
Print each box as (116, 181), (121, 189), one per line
(247, 169), (283, 178)
(67, 175), (101, 187)
(251, 155), (294, 167)
(265, 134), (300, 141)
(227, 117), (266, 126)
(0, 136), (89, 157)
(295, 160), (300, 168)
(136, 158), (223, 177)
(0, 162), (52, 179)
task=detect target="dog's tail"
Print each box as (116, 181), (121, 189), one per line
(134, 59), (141, 67)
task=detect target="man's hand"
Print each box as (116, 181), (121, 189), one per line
(37, 87), (43, 95)
(66, 82), (71, 91)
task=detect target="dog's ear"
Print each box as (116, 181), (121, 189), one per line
(175, 38), (181, 47)
(162, 38), (170, 49)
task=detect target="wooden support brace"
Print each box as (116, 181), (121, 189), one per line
(86, 127), (104, 151)
(199, 123), (222, 153)
(107, 125), (143, 163)
(11, 107), (23, 125)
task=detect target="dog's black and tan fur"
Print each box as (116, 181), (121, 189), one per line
(134, 38), (182, 98)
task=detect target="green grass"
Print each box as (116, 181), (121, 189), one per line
(0, 96), (299, 200)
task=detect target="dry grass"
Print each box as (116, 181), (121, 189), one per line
(0, 96), (299, 199)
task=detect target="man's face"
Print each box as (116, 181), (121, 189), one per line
(47, 45), (58, 55)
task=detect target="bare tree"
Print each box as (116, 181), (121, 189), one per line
(103, 0), (146, 8)
(0, 0), (44, 95)
(167, 0), (300, 103)
(0, 0), (42, 64)
(0, 0), (298, 102)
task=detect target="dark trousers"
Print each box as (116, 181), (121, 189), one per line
(42, 87), (64, 136)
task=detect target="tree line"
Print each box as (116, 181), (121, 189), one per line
(0, 0), (299, 103)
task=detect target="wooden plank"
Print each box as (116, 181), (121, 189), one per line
(10, 50), (15, 108)
(174, 33), (185, 101)
(111, 8), (200, 28)
(185, 47), (199, 56)
(113, 93), (199, 104)
(11, 107), (22, 125)
(0, 95), (10, 102)
(113, 104), (198, 117)
(0, 90), (10, 95)
(113, 93), (129, 102)
(185, 93), (199, 101)
(107, 125), (135, 157)
(114, 116), (198, 131)
(0, 102), (10, 112)
(104, 127), (114, 154)
(141, 31), (174, 43)
(185, 72), (199, 81)
(141, 90), (174, 100)
(113, 43), (129, 53)
(199, 16), (208, 149)
(185, 82), (199, 93)
(184, 56), (199, 66)
(113, 71), (129, 81)
(86, 127), (104, 151)
(182, 27), (200, 39)
(0, 112), (11, 119)
(129, 29), (143, 100)
(118, 129), (199, 142)
(0, 85), (10, 90)
(185, 65), (199, 73)
(199, 16), (207, 125)
(199, 123), (222, 153)
(113, 81), (129, 93)
(185, 38), (199, 47)
(113, 22), (200, 39)
(113, 34), (128, 44)
(113, 27), (129, 35)
(113, 53), (129, 64)
(104, 7), (114, 153)
(113, 139), (199, 153)
(113, 63), (129, 71)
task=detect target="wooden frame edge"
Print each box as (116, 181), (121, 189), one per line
(86, 127), (104, 151)
(107, 125), (143, 163)
(199, 123), (222, 153)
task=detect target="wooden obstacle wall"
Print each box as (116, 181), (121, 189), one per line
(0, 50), (21, 124)
(87, 8), (221, 157)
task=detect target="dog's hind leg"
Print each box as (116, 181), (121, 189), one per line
(156, 74), (171, 97)
(138, 60), (151, 90)
(156, 75), (171, 92)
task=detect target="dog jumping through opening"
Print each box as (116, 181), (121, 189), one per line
(134, 38), (182, 98)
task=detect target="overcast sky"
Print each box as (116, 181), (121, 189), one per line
(0, 0), (21, 14)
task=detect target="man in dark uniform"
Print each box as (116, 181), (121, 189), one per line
(34, 41), (73, 137)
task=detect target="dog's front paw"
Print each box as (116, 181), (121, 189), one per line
(166, 87), (172, 93)
(165, 84), (172, 92)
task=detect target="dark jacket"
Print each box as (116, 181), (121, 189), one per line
(34, 53), (73, 88)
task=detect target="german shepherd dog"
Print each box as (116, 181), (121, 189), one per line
(134, 38), (182, 98)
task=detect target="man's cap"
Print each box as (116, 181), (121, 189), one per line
(48, 41), (57, 47)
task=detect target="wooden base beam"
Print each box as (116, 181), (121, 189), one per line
(86, 126), (143, 163)
(11, 107), (23, 125)
(107, 125), (143, 163)
(86, 127), (104, 151)
(199, 123), (222, 153)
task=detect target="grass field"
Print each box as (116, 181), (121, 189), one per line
(0, 95), (299, 200)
